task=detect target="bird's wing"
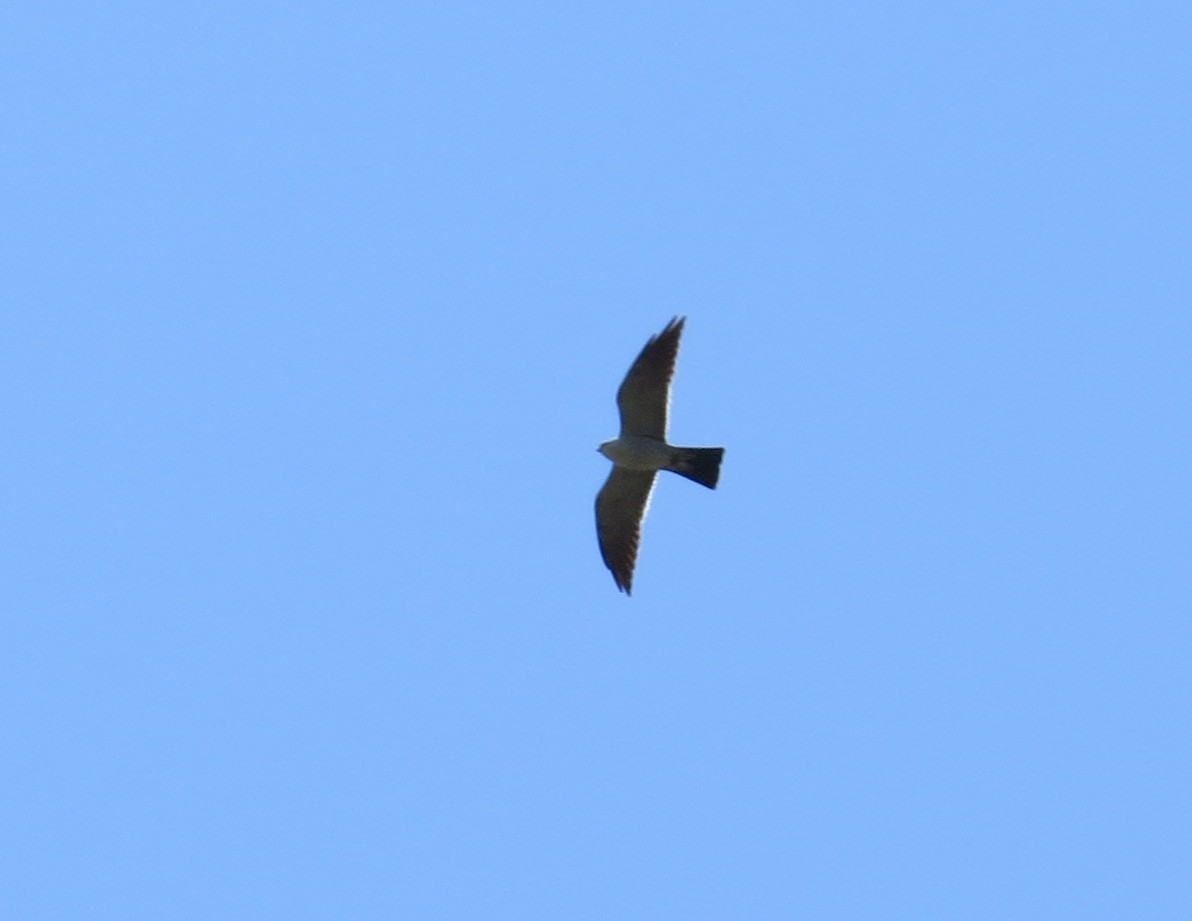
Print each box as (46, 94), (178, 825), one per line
(595, 467), (657, 595)
(616, 316), (684, 439)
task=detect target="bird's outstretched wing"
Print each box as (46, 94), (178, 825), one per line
(595, 467), (657, 595)
(615, 316), (684, 439)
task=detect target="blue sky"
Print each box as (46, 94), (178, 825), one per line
(5, 2), (1190, 918)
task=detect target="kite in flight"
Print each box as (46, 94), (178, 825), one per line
(595, 317), (724, 595)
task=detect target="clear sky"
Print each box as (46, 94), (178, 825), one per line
(5, 3), (1190, 918)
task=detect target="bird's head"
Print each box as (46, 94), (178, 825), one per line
(597, 440), (615, 460)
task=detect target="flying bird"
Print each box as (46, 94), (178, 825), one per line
(595, 316), (724, 595)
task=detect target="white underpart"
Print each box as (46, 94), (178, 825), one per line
(599, 434), (673, 470)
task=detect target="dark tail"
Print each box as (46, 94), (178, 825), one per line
(668, 447), (724, 489)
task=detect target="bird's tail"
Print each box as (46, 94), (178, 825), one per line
(668, 447), (725, 489)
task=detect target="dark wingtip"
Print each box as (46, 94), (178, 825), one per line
(648, 315), (685, 346)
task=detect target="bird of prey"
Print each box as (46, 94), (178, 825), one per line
(595, 317), (724, 595)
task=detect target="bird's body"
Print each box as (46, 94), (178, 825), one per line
(598, 434), (674, 470)
(594, 317), (724, 595)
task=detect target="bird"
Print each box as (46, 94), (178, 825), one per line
(595, 316), (724, 595)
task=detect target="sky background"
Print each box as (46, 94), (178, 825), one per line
(4, 2), (1191, 918)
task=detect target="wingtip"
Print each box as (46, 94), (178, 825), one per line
(651, 315), (685, 341)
